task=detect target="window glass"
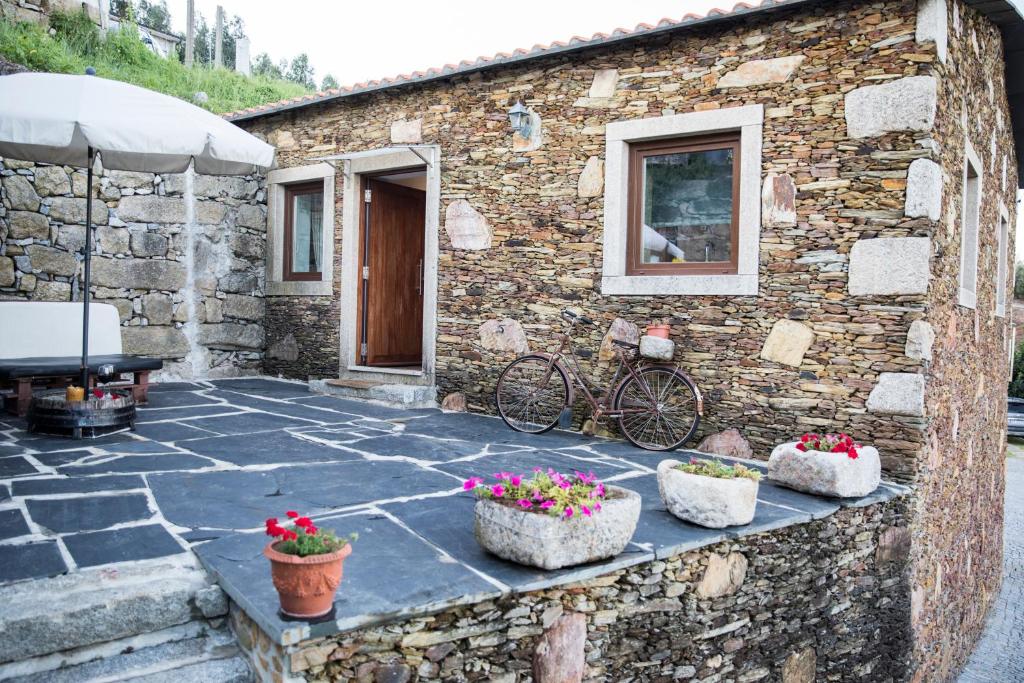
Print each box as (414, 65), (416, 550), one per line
(641, 147), (734, 265)
(290, 191), (323, 275)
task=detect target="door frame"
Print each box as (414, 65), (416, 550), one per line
(338, 146), (440, 386)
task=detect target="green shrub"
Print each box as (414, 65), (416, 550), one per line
(1010, 342), (1024, 398)
(675, 457), (761, 480)
(0, 10), (308, 113)
(1015, 263), (1024, 300)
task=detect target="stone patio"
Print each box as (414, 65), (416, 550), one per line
(0, 377), (906, 652)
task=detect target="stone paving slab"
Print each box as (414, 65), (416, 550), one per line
(0, 375), (906, 643)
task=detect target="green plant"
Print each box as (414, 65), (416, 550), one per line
(1010, 342), (1024, 398)
(675, 457), (761, 480)
(264, 511), (356, 557)
(0, 10), (309, 114)
(1014, 263), (1024, 300)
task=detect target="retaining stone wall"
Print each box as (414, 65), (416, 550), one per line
(230, 498), (912, 682)
(0, 159), (267, 378)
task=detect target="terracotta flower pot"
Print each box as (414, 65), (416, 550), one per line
(646, 324), (671, 339)
(263, 541), (352, 619)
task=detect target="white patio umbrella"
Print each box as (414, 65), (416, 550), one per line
(0, 72), (274, 389)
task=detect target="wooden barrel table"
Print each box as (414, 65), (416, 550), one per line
(27, 389), (136, 439)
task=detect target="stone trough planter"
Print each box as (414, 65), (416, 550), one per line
(656, 459), (758, 528)
(768, 442), (881, 498)
(474, 486), (641, 570)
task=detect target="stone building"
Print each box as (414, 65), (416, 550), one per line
(223, 0), (1024, 678)
(1, 0), (1022, 679)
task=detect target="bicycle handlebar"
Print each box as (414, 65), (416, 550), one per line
(561, 309), (595, 326)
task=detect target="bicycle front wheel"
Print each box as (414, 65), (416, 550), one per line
(495, 355), (570, 434)
(614, 367), (700, 451)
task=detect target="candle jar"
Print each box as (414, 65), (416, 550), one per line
(66, 386), (85, 402)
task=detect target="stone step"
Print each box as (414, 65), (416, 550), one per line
(311, 378), (437, 408)
(3, 624), (250, 683)
(0, 557), (225, 664)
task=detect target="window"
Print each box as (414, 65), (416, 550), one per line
(602, 105), (763, 296)
(283, 182), (324, 281)
(266, 163), (335, 296)
(996, 203), (1009, 317)
(627, 134), (740, 275)
(959, 140), (983, 309)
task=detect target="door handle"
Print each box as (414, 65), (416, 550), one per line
(416, 259), (423, 296)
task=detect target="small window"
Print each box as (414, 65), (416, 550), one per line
(283, 181), (325, 281)
(627, 134), (740, 275)
(959, 142), (982, 308)
(996, 207), (1009, 317)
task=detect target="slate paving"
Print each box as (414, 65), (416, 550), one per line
(0, 376), (907, 647)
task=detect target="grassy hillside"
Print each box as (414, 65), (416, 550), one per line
(0, 10), (307, 113)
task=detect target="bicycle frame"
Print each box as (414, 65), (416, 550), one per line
(532, 320), (695, 423)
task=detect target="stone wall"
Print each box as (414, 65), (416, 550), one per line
(230, 498), (912, 682)
(0, 158), (267, 378)
(235, 0), (1017, 677)
(908, 1), (1017, 680)
(242, 0), (968, 480)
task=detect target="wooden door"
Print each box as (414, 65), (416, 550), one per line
(359, 178), (425, 367)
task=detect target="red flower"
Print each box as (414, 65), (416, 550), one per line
(283, 530), (298, 541)
(304, 525), (318, 535)
(848, 448), (859, 460)
(295, 517), (312, 528)
(265, 517), (278, 527)
(286, 510), (299, 519)
(800, 433), (810, 443)
(796, 443), (807, 452)
(266, 523), (286, 538)
(93, 388), (104, 398)
(832, 442), (847, 453)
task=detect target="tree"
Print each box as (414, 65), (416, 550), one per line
(320, 74), (338, 90)
(136, 0), (171, 32)
(286, 53), (315, 89)
(252, 52), (283, 80)
(220, 14), (245, 69)
(109, 0), (134, 20)
(1015, 263), (1024, 300)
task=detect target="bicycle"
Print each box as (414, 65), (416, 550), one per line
(495, 309), (703, 451)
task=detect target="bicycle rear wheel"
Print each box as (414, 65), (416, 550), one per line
(614, 367), (700, 451)
(495, 355), (570, 434)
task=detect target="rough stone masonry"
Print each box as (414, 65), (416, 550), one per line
(0, 161), (267, 378)
(228, 0), (1018, 679)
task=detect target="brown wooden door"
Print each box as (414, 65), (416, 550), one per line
(360, 178), (425, 367)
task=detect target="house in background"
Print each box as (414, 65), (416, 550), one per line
(224, 0), (1023, 678)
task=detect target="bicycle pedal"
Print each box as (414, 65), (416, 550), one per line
(558, 406), (573, 429)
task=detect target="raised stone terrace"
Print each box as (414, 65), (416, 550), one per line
(0, 378), (908, 680)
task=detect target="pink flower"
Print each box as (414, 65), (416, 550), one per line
(594, 483), (605, 497)
(509, 475), (522, 487)
(581, 505), (592, 517)
(517, 499), (532, 509)
(540, 500), (555, 509)
(564, 506), (574, 518)
(491, 484), (505, 497)
(493, 472), (510, 481)
(463, 476), (483, 491)
(594, 501), (602, 512)
(531, 488), (543, 501)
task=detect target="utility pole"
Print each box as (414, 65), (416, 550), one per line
(214, 5), (224, 69)
(184, 0), (194, 67)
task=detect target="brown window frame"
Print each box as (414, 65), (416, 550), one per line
(282, 180), (326, 282)
(626, 133), (742, 276)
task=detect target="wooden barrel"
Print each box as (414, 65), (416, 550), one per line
(27, 389), (136, 439)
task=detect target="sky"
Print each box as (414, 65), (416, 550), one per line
(170, 0), (733, 88)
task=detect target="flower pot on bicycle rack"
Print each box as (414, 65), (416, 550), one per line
(646, 324), (671, 339)
(473, 486), (641, 569)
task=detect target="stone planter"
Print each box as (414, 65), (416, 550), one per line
(264, 542), (352, 619)
(768, 442), (881, 498)
(474, 486), (641, 570)
(656, 459), (758, 528)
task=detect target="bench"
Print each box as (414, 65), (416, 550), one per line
(0, 302), (163, 416)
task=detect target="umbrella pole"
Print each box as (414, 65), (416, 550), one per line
(79, 147), (95, 391)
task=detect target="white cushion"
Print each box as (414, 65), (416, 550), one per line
(0, 302), (123, 359)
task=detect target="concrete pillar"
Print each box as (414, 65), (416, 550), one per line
(184, 0), (194, 67)
(235, 37), (250, 75)
(213, 5), (224, 68)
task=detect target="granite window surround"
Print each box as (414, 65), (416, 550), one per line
(996, 201), (1010, 318)
(266, 163), (336, 296)
(602, 105), (763, 296)
(958, 138), (983, 310)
